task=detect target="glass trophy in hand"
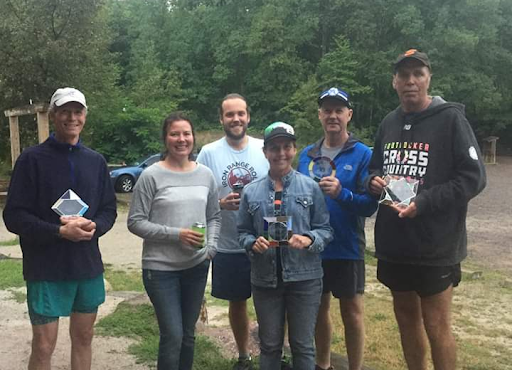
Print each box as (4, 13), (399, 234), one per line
(379, 175), (418, 208)
(308, 156), (336, 182)
(52, 189), (89, 217)
(263, 216), (293, 247)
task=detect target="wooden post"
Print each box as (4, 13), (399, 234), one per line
(483, 136), (499, 165)
(36, 111), (50, 143)
(4, 103), (49, 168)
(8, 116), (20, 169)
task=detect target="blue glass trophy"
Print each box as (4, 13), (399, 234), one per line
(308, 156), (336, 182)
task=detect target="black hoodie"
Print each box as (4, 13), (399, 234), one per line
(366, 97), (486, 266)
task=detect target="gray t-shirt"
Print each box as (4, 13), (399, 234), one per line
(320, 143), (343, 161)
(127, 162), (221, 271)
(197, 136), (269, 253)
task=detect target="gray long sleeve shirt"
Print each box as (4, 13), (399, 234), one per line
(127, 162), (221, 271)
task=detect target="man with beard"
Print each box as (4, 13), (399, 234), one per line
(197, 93), (269, 370)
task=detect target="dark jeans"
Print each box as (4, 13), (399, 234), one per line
(252, 278), (322, 370)
(143, 260), (210, 370)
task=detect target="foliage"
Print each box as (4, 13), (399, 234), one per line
(88, 101), (166, 163)
(1, 0), (512, 161)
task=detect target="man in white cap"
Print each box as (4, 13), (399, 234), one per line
(3, 87), (117, 370)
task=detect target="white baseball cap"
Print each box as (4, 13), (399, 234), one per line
(49, 87), (87, 109)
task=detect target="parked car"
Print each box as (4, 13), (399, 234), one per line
(110, 154), (161, 193)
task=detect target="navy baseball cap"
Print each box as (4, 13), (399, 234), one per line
(318, 87), (352, 108)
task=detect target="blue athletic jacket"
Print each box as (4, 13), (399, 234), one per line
(297, 135), (377, 260)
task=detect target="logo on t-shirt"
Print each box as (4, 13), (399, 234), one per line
(222, 161), (259, 189)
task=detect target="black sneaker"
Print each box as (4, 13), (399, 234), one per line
(233, 357), (253, 370)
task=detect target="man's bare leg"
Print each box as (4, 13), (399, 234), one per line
(421, 286), (456, 370)
(229, 300), (250, 357)
(392, 291), (429, 370)
(315, 293), (332, 369)
(28, 320), (59, 370)
(70, 312), (97, 370)
(339, 294), (364, 370)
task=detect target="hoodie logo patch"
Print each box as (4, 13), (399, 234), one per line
(403, 124), (412, 130)
(343, 164), (353, 171)
(382, 141), (430, 180)
(469, 146), (479, 160)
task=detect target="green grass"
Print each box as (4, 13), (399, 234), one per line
(0, 237), (19, 247)
(104, 266), (144, 291)
(204, 283), (257, 321)
(364, 248), (377, 266)
(0, 259), (24, 289)
(338, 258), (512, 370)
(96, 302), (234, 369)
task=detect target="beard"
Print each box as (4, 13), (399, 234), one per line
(224, 124), (247, 141)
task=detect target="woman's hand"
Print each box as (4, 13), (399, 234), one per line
(288, 234), (313, 249)
(179, 228), (204, 247)
(252, 236), (270, 254)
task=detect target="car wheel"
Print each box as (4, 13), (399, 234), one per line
(116, 175), (135, 193)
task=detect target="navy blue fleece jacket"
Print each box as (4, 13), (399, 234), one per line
(3, 135), (117, 281)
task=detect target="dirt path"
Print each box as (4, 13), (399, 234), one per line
(0, 156), (510, 369)
(0, 212), (150, 370)
(466, 156), (512, 272)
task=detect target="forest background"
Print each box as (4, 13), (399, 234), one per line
(1, 0), (512, 165)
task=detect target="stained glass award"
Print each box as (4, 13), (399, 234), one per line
(379, 175), (419, 208)
(263, 216), (293, 247)
(52, 189), (89, 217)
(308, 156), (336, 182)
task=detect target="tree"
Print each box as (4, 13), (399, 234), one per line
(0, 0), (119, 160)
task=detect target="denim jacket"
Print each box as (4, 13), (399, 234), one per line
(237, 170), (333, 288)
